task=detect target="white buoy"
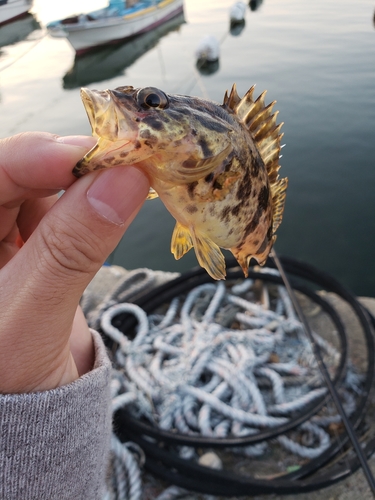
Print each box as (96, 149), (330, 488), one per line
(230, 1), (247, 24)
(195, 34), (220, 63)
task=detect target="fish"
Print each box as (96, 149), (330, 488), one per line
(73, 84), (288, 280)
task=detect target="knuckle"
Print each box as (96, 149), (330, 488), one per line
(38, 214), (105, 277)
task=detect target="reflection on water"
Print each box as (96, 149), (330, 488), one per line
(63, 12), (185, 88)
(196, 58), (219, 75)
(230, 19), (245, 37)
(0, 0), (375, 295)
(0, 13), (39, 48)
(249, 0), (263, 11)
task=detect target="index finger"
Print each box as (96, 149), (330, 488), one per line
(0, 132), (96, 205)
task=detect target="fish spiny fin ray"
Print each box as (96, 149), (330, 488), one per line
(223, 89), (229, 106)
(191, 228), (226, 280)
(171, 222), (193, 260)
(270, 178), (288, 233)
(234, 85), (256, 121)
(230, 84), (287, 232)
(224, 83), (241, 110)
(242, 91), (267, 125)
(147, 188), (159, 200)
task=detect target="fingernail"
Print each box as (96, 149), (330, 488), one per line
(87, 166), (149, 225)
(57, 135), (97, 149)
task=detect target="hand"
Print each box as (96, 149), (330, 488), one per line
(0, 132), (150, 393)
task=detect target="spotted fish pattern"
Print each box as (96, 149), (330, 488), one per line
(74, 84), (288, 279)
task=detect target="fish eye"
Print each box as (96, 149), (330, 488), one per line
(137, 87), (169, 110)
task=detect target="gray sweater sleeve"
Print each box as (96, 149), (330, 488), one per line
(0, 330), (112, 500)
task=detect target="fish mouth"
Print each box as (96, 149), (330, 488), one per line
(80, 88), (96, 130)
(80, 87), (112, 134)
(80, 87), (138, 144)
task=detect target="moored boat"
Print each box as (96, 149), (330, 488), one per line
(47, 0), (184, 55)
(0, 0), (32, 26)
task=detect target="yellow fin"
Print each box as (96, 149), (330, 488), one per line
(223, 83), (241, 109)
(171, 222), (193, 260)
(191, 229), (226, 280)
(223, 86), (284, 183)
(147, 188), (159, 200)
(224, 84), (288, 229)
(233, 85), (256, 120)
(271, 177), (288, 233)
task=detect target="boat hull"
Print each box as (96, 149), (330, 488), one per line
(0, 0), (31, 27)
(56, 0), (184, 54)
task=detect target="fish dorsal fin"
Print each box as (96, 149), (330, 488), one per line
(233, 84), (256, 120)
(223, 83), (241, 109)
(270, 177), (288, 233)
(233, 86), (284, 182)
(223, 84), (287, 233)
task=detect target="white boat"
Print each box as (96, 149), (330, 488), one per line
(0, 0), (32, 26)
(47, 0), (184, 54)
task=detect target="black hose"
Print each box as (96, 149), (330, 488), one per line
(272, 250), (375, 494)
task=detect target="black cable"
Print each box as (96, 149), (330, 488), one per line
(117, 426), (375, 496)
(271, 249), (375, 495)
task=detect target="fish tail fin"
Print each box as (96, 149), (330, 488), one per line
(171, 222), (193, 260)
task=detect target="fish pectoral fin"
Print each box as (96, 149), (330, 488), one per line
(271, 177), (288, 233)
(191, 229), (226, 280)
(147, 188), (159, 200)
(171, 222), (193, 260)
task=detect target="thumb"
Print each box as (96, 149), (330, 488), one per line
(0, 166), (149, 392)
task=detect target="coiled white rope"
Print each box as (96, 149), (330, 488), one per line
(94, 268), (357, 499)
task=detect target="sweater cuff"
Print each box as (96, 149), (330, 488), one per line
(0, 330), (112, 500)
